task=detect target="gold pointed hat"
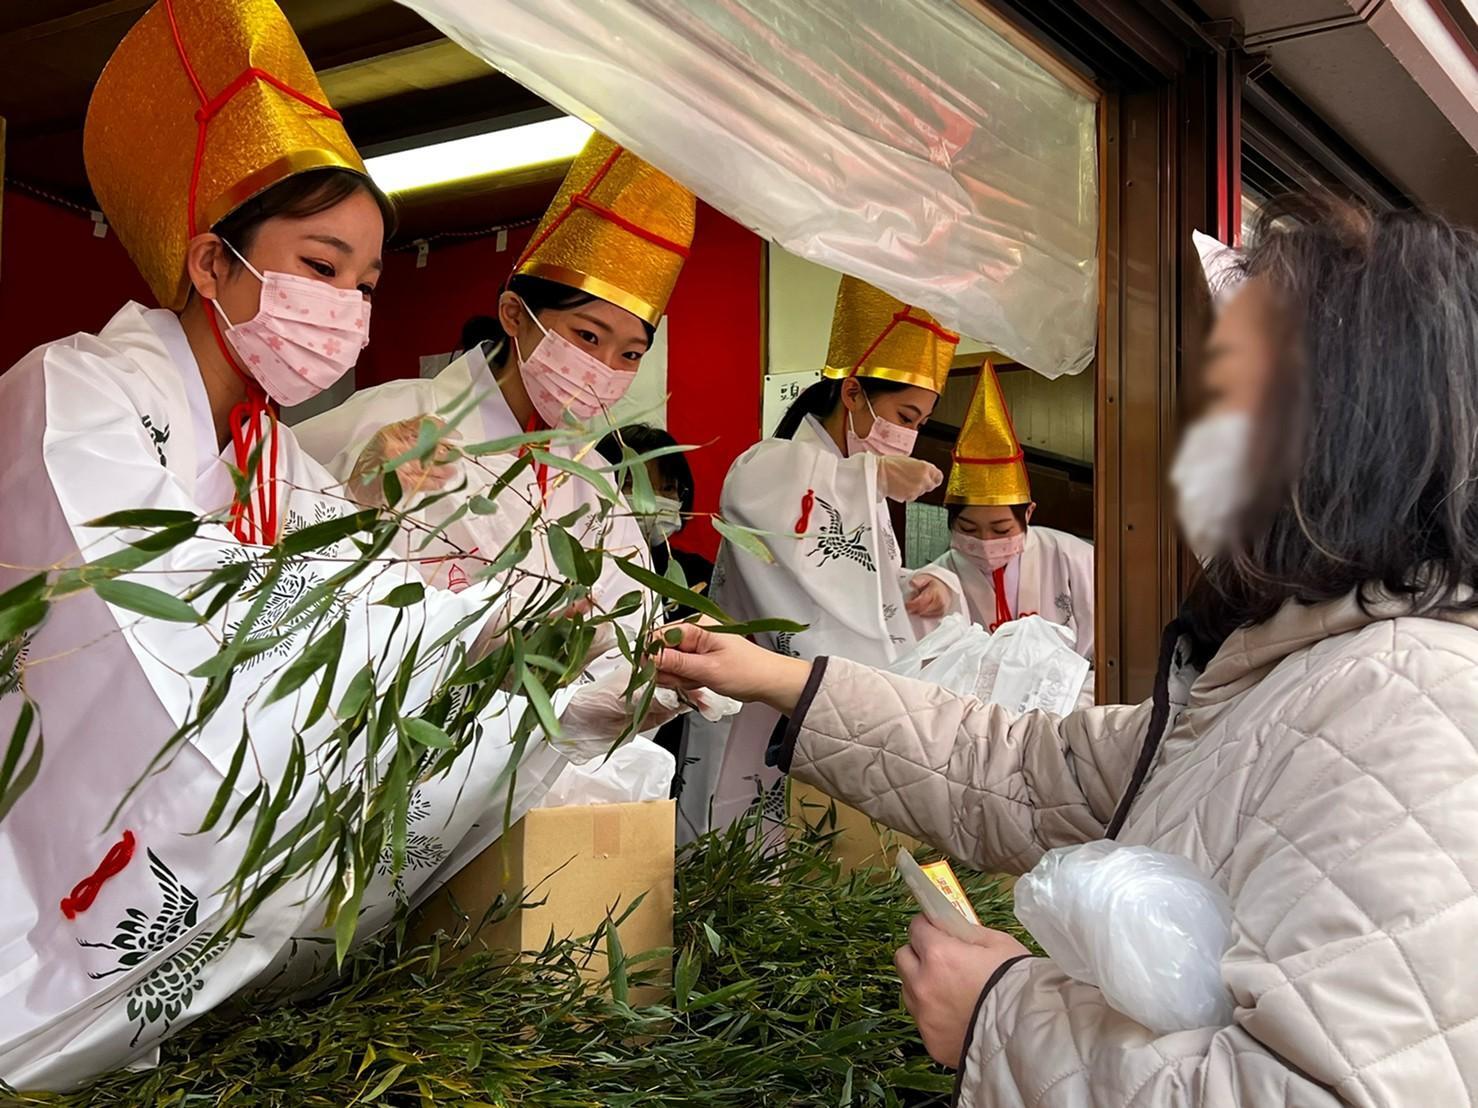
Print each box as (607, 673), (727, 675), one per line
(84, 0), (367, 310)
(514, 134), (696, 326)
(822, 276), (959, 394)
(946, 362), (1032, 506)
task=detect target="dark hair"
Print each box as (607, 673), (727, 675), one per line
(1185, 195), (1478, 654)
(459, 314), (502, 354)
(947, 503), (1029, 529)
(772, 376), (918, 440)
(486, 273), (658, 368)
(212, 168), (396, 259)
(595, 423), (695, 515)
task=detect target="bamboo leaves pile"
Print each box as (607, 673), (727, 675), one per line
(17, 812), (1025, 1107)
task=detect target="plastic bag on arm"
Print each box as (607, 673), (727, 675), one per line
(1014, 840), (1235, 1034)
(395, 0), (1099, 379)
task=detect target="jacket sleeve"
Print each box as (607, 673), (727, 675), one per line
(957, 638), (1478, 1107)
(784, 656), (1150, 873)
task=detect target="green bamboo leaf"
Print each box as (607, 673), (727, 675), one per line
(626, 448), (657, 514)
(356, 1060), (404, 1103)
(0, 599), (47, 642)
(674, 944), (700, 1010)
(713, 516), (778, 566)
(278, 511), (378, 558)
(0, 700), (42, 823)
(266, 619), (346, 705)
(517, 664), (562, 739)
(545, 525), (595, 587)
(400, 718), (454, 749)
(198, 724), (249, 834)
(335, 874), (366, 969)
(218, 781), (264, 840)
(460, 428), (558, 457)
(0, 574), (45, 613)
(605, 917), (629, 1006)
(189, 634), (285, 678)
(380, 470), (402, 508)
(476, 527), (533, 581)
(528, 449), (619, 503)
(704, 617), (807, 637)
(685, 978), (757, 1011)
(411, 498), (471, 552)
(703, 921), (722, 955)
(614, 556), (725, 622)
(93, 579), (202, 624)
(468, 495), (498, 515)
(82, 508), (197, 529)
(376, 582), (426, 609)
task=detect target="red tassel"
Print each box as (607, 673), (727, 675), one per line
(61, 830), (136, 920)
(794, 489), (816, 534)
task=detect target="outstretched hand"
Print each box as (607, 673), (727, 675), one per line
(654, 622), (813, 715)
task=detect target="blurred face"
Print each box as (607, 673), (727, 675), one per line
(1199, 276), (1278, 418)
(499, 291), (652, 373)
(954, 503), (1033, 539)
(191, 187), (385, 327)
(841, 379), (938, 438)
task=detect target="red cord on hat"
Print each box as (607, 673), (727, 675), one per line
(165, 0), (340, 546)
(848, 309), (960, 378)
(513, 145), (691, 277)
(60, 830), (136, 920)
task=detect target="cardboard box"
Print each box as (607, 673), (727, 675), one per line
(789, 781), (921, 872)
(413, 799), (675, 996)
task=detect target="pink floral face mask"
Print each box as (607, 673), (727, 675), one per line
(952, 528), (1026, 571)
(846, 394), (918, 457)
(212, 240), (370, 407)
(514, 299), (636, 426)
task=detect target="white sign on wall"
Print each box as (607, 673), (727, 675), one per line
(761, 369), (821, 438)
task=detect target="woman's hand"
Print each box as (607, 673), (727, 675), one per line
(348, 415), (460, 508)
(654, 622), (812, 714)
(894, 915), (1031, 1068)
(878, 456), (943, 502)
(904, 573), (951, 618)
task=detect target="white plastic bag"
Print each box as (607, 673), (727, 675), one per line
(980, 617), (1090, 718)
(1014, 840), (1235, 1034)
(891, 614), (1088, 718)
(887, 613), (977, 680)
(538, 736), (675, 808)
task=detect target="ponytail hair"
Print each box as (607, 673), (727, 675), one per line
(772, 376), (918, 440)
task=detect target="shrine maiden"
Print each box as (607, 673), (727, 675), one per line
(0, 1), (652, 1089)
(917, 364), (1096, 700)
(679, 278), (961, 839)
(291, 136), (703, 843)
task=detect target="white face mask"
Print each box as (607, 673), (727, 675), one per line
(1170, 411), (1253, 562)
(639, 495), (685, 547)
(845, 394), (918, 457)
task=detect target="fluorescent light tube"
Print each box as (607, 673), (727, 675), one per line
(365, 116), (594, 194)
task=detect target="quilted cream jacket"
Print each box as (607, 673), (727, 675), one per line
(781, 593), (1478, 1106)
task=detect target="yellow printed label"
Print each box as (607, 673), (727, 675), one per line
(920, 859), (980, 924)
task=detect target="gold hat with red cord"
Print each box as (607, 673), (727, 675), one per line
(513, 133), (697, 326)
(946, 362), (1032, 505)
(84, 0), (367, 311)
(822, 276), (960, 394)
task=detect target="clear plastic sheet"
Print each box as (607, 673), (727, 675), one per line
(395, 0), (1100, 378)
(1015, 841), (1236, 1034)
